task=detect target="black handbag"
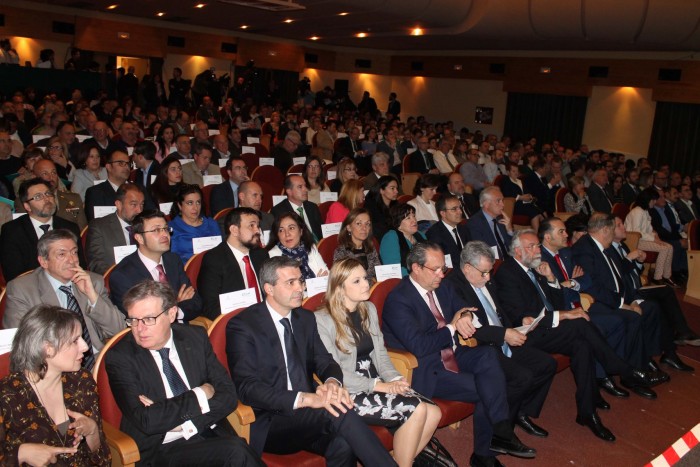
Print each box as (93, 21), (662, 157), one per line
(413, 436), (458, 467)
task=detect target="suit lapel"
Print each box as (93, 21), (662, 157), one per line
(108, 214), (127, 247)
(172, 327), (198, 387)
(290, 309), (309, 371)
(131, 336), (167, 399)
(36, 270), (61, 306)
(258, 304), (289, 383)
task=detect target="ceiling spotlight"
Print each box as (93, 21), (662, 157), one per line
(156, 12), (165, 16)
(195, 3), (206, 8)
(411, 27), (423, 36)
(338, 12), (349, 16)
(106, 4), (118, 9)
(240, 25), (249, 29)
(539, 66), (552, 74)
(356, 32), (367, 38)
(283, 18), (294, 23)
(309, 36), (320, 41)
(453, 64), (463, 71)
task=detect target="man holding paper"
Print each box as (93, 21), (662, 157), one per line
(86, 183), (145, 274)
(198, 207), (269, 315)
(182, 143), (221, 188)
(445, 240), (556, 440)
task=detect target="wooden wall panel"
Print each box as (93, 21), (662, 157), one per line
(236, 39), (304, 72)
(301, 47), (336, 71)
(334, 52), (391, 75)
(0, 5), (76, 43)
(74, 17), (165, 57)
(162, 29), (237, 61)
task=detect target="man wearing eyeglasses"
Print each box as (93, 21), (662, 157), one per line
(426, 195), (472, 267)
(182, 143), (221, 189)
(105, 280), (263, 467)
(84, 149), (132, 221)
(383, 242), (536, 466)
(109, 210), (205, 320)
(1, 178), (85, 281)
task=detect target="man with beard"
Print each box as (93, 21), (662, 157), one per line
(0, 179), (84, 281)
(197, 207), (269, 315)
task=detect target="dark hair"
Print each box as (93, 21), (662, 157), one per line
(115, 183), (144, 203)
(123, 280), (177, 315)
(338, 208), (375, 252)
(636, 187), (660, 208)
(224, 207), (260, 233)
(303, 156), (326, 188)
(266, 211), (314, 251)
(37, 229), (78, 259)
(134, 141), (156, 161)
(170, 184), (203, 218)
(565, 213), (588, 238)
(194, 142), (213, 156)
(151, 154), (182, 203)
(389, 203), (416, 230)
(225, 156), (244, 171)
(18, 178), (51, 204)
(21, 147), (46, 168)
(412, 173), (441, 196)
(406, 241), (442, 272)
(435, 195), (459, 219)
(537, 216), (562, 242)
(132, 209), (167, 237)
(75, 144), (104, 169)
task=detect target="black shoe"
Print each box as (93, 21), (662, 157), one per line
(621, 382), (657, 399)
(663, 278), (681, 288)
(470, 453), (505, 467)
(624, 369), (664, 387)
(648, 359), (661, 372)
(597, 377), (629, 398)
(576, 413), (616, 442)
(515, 415), (548, 438)
(490, 433), (536, 458)
(674, 333), (700, 347)
(596, 397), (611, 410)
(661, 352), (695, 372)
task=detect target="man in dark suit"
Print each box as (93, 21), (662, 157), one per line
(587, 169), (613, 214)
(84, 149), (131, 221)
(271, 130), (301, 175)
(106, 280), (263, 467)
(198, 208), (269, 315)
(495, 229), (659, 441)
(109, 210), (205, 320)
(467, 187), (513, 260)
(382, 242), (535, 465)
(445, 241), (557, 439)
(132, 140), (159, 210)
(608, 216), (697, 369)
(446, 172), (479, 219)
(675, 183), (699, 224)
(226, 256), (396, 465)
(86, 183), (145, 274)
(523, 159), (561, 215)
(622, 168), (641, 205)
(408, 136), (439, 174)
(426, 195), (471, 267)
(386, 92), (401, 118)
(210, 157), (247, 217)
(648, 189), (688, 283)
(0, 178), (85, 281)
(271, 175), (323, 242)
(238, 181), (274, 231)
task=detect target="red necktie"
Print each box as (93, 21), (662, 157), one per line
(426, 291), (459, 373)
(554, 254), (581, 308)
(155, 264), (168, 284)
(243, 256), (261, 302)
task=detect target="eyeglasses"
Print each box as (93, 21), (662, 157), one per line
(443, 207), (462, 212)
(421, 264), (448, 275)
(139, 226), (173, 235)
(125, 309), (167, 327)
(47, 145), (63, 151)
(27, 191), (54, 202)
(109, 160), (131, 167)
(469, 263), (492, 278)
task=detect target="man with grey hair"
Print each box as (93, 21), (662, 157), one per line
(4, 229), (124, 368)
(495, 229), (660, 442)
(467, 186), (513, 259)
(445, 240), (557, 439)
(383, 242), (535, 465)
(587, 169), (613, 213)
(226, 256), (396, 464)
(272, 130), (302, 175)
(363, 151), (400, 191)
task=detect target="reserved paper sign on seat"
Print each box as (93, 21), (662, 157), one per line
(218, 158), (229, 168)
(242, 146), (256, 154)
(192, 235), (222, 254)
(375, 264), (402, 282)
(0, 328), (17, 355)
(262, 230), (270, 246)
(319, 191), (338, 203)
(272, 195), (287, 206)
(306, 276), (328, 298)
(114, 245), (137, 264)
(93, 206), (117, 218)
(327, 171), (337, 180)
(259, 157), (274, 166)
(247, 137), (260, 145)
(219, 288), (258, 314)
(321, 222), (342, 238)
(93, 179), (107, 185)
(444, 254), (453, 269)
(159, 202), (173, 213)
(203, 175), (223, 186)
(293, 157), (307, 166)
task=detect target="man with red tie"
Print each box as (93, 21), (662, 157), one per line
(198, 207), (269, 315)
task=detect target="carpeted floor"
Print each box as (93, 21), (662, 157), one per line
(433, 290), (700, 466)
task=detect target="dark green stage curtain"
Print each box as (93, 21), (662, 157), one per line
(503, 93), (588, 150)
(648, 102), (700, 176)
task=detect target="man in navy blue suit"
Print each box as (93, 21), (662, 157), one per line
(467, 187), (513, 260)
(426, 195), (471, 267)
(382, 242), (535, 467)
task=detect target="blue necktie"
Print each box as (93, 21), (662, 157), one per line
(157, 347), (188, 397)
(58, 286), (95, 370)
(475, 287), (512, 357)
(526, 269), (555, 312)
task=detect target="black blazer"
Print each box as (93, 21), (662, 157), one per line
(674, 200), (698, 224)
(226, 302), (343, 453)
(270, 199), (323, 241)
(570, 234), (625, 310)
(523, 172), (558, 214)
(649, 205), (683, 242)
(198, 242), (268, 315)
(108, 251), (205, 320)
(606, 242), (643, 304)
(466, 210), (512, 255)
(408, 151), (436, 174)
(210, 181), (236, 218)
(0, 215), (84, 281)
(134, 160), (160, 191)
(622, 183), (640, 206)
(85, 180), (118, 221)
(587, 183), (613, 214)
(493, 256), (565, 328)
(105, 325), (238, 466)
(425, 221), (471, 268)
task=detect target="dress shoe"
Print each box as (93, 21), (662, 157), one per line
(663, 277), (681, 288)
(490, 433), (536, 458)
(648, 361), (671, 382)
(674, 333), (700, 347)
(470, 453), (505, 467)
(576, 413), (616, 442)
(620, 380), (657, 399)
(515, 414), (548, 437)
(627, 369), (665, 387)
(596, 397), (611, 410)
(597, 377), (629, 398)
(661, 352), (695, 372)
(648, 359), (661, 372)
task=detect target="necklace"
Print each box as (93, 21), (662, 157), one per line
(27, 374), (70, 448)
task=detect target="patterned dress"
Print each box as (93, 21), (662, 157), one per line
(0, 371), (111, 466)
(349, 312), (433, 427)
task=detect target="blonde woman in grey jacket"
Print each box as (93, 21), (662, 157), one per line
(315, 258), (441, 467)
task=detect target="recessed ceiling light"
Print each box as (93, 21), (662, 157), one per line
(309, 36), (320, 41)
(283, 18), (294, 23)
(240, 25), (249, 29)
(156, 12), (165, 16)
(106, 4), (118, 9)
(338, 12), (349, 16)
(195, 3), (206, 8)
(356, 32), (367, 38)
(411, 27), (423, 36)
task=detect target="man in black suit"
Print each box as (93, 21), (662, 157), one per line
(271, 175), (323, 242)
(226, 256), (396, 465)
(271, 131), (301, 175)
(587, 169), (613, 214)
(622, 168), (641, 205)
(109, 210), (205, 320)
(524, 159), (561, 215)
(132, 141), (160, 210)
(386, 92), (401, 119)
(198, 208), (269, 315)
(238, 181), (274, 231)
(84, 149), (131, 221)
(0, 179), (84, 281)
(334, 126), (370, 173)
(467, 187), (514, 260)
(675, 183), (699, 224)
(649, 188), (687, 283)
(210, 157), (247, 216)
(408, 136), (439, 174)
(445, 241), (557, 439)
(446, 172), (479, 219)
(426, 195), (471, 267)
(105, 280), (263, 467)
(495, 229), (659, 441)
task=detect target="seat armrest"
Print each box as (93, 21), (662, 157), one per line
(103, 420), (140, 466)
(388, 348), (418, 383)
(228, 403), (255, 442)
